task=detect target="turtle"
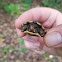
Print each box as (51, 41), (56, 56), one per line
(21, 21), (46, 37)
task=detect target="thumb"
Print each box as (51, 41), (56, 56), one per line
(44, 24), (62, 47)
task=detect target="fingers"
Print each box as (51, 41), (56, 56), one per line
(22, 35), (44, 49)
(15, 7), (51, 29)
(43, 46), (62, 56)
(23, 35), (57, 56)
(23, 35), (62, 56)
(16, 28), (25, 37)
(24, 40), (40, 49)
(56, 12), (62, 25)
(43, 45), (56, 55)
(44, 24), (62, 47)
(15, 7), (60, 37)
(43, 10), (59, 28)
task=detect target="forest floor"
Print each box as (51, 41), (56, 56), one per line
(0, 5), (62, 62)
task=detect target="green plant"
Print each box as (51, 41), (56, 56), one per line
(0, 2), (3, 8)
(18, 38), (28, 53)
(8, 46), (15, 53)
(52, 59), (56, 62)
(1, 46), (15, 54)
(14, 33), (18, 37)
(0, 34), (5, 38)
(53, 59), (56, 62)
(4, 3), (21, 16)
(42, 0), (62, 11)
(21, 0), (32, 5)
(42, 1), (49, 6)
(22, 4), (30, 12)
(20, 47), (27, 53)
(3, 57), (7, 62)
(24, 0), (32, 6)
(2, 48), (8, 54)
(15, 33), (18, 37)
(43, 53), (49, 58)
(48, 59), (56, 62)
(18, 38), (24, 45)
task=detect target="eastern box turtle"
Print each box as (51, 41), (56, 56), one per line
(21, 21), (46, 37)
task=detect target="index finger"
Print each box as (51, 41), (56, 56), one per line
(15, 7), (51, 29)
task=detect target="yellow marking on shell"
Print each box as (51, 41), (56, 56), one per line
(30, 26), (33, 30)
(21, 24), (23, 26)
(42, 26), (45, 30)
(44, 30), (46, 33)
(24, 31), (41, 37)
(36, 22), (46, 32)
(22, 21), (41, 26)
(23, 23), (27, 25)
(21, 22), (28, 27)
(29, 21), (33, 23)
(33, 29), (35, 32)
(30, 26), (36, 32)
(22, 21), (33, 26)
(37, 22), (41, 26)
(41, 26), (46, 33)
(37, 22), (46, 33)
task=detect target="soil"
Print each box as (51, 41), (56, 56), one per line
(0, 1), (62, 62)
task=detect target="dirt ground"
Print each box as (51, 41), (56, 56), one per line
(0, 3), (62, 62)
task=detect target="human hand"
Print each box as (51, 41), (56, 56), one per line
(15, 7), (62, 56)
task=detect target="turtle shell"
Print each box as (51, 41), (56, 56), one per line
(21, 21), (46, 37)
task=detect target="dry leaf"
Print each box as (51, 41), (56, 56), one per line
(0, 38), (4, 46)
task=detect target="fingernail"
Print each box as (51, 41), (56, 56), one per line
(44, 32), (62, 47)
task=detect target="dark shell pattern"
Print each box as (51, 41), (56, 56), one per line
(21, 21), (46, 37)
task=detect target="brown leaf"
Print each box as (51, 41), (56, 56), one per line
(0, 38), (4, 46)
(16, 60), (24, 62)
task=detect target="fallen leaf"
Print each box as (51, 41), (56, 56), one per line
(16, 60), (24, 62)
(0, 38), (4, 45)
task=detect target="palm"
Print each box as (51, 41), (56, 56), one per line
(15, 7), (62, 56)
